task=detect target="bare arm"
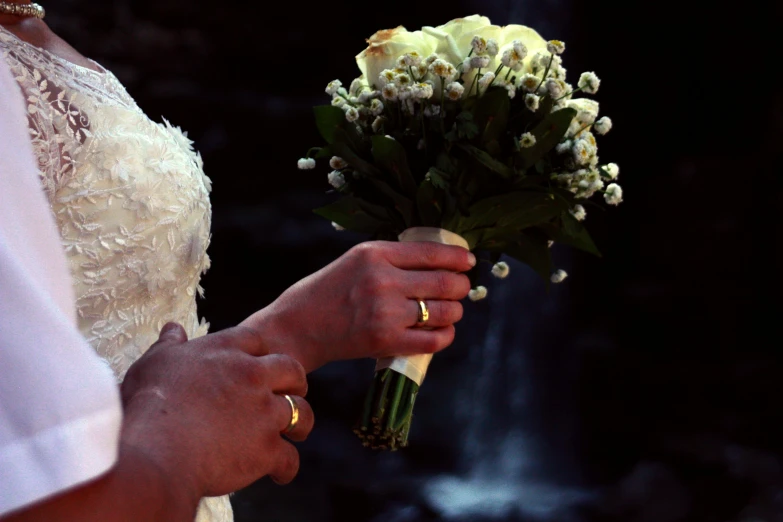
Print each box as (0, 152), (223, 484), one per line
(2, 324), (314, 522)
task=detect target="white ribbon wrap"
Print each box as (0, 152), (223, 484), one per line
(374, 227), (470, 386)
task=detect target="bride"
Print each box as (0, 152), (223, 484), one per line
(0, 2), (474, 521)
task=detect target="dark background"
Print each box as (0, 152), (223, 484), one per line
(45, 0), (782, 520)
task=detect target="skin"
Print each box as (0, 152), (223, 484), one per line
(1, 5), (476, 520)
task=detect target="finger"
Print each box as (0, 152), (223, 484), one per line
(408, 299), (463, 328)
(396, 325), (456, 355)
(400, 271), (471, 301)
(258, 354), (308, 396)
(381, 242), (475, 273)
(214, 325), (270, 357)
(154, 322), (188, 346)
(269, 440), (300, 485)
(275, 394), (314, 442)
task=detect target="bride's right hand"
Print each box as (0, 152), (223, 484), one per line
(120, 322), (313, 502)
(240, 240), (475, 373)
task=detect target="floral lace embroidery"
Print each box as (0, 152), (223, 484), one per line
(0, 27), (213, 381)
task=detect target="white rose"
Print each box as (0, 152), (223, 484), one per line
(423, 15), (548, 91)
(355, 26), (438, 90)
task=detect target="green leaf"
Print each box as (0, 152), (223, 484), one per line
(364, 177), (415, 228)
(416, 180), (442, 227)
(473, 86), (511, 143)
(313, 105), (347, 145)
(331, 138), (382, 178)
(553, 212), (602, 257)
(517, 108), (576, 170)
(314, 197), (391, 234)
(457, 143), (514, 179)
(458, 191), (563, 231)
(425, 168), (450, 189)
(478, 231), (552, 285)
(371, 135), (418, 196)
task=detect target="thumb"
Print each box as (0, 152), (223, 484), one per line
(156, 322), (188, 345)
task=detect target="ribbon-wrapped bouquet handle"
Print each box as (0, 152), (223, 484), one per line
(356, 227), (469, 449)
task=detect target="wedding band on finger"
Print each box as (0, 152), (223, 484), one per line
(415, 299), (430, 326)
(282, 394), (299, 433)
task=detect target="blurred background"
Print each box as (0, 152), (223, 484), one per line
(43, 0), (781, 520)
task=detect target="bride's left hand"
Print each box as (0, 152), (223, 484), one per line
(240, 240), (475, 373)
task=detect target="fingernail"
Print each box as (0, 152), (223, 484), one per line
(467, 252), (477, 267)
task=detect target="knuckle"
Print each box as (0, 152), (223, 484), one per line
(419, 242), (440, 265)
(451, 302), (464, 323)
(434, 272), (451, 297)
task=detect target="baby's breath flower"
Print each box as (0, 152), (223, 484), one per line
(379, 69), (397, 86)
(369, 98), (385, 116)
(413, 82), (434, 99)
(415, 63), (429, 78)
(297, 158), (316, 170)
(468, 286), (488, 301)
(371, 116), (386, 133)
(547, 40), (566, 55)
(568, 98), (600, 125)
(504, 83), (517, 99)
(425, 53), (439, 65)
(478, 72), (495, 91)
(329, 156), (347, 170)
(429, 59), (454, 79)
(470, 55), (491, 69)
(485, 39), (499, 57)
(471, 36), (488, 54)
(401, 51), (423, 67)
(603, 163), (619, 179)
(545, 78), (566, 98)
(570, 204), (586, 221)
(555, 140), (572, 154)
(501, 49), (519, 69)
(491, 261), (510, 279)
(382, 83), (399, 101)
(573, 139), (596, 166)
(513, 40), (528, 60)
(445, 82), (464, 101)
(344, 107), (360, 122)
(593, 116), (613, 135)
(395, 73), (412, 87)
(462, 57), (474, 73)
(604, 183), (623, 205)
(358, 90), (377, 103)
(331, 96), (346, 108)
(349, 78), (364, 95)
(523, 93), (540, 112)
(551, 269), (568, 283)
(519, 132), (536, 148)
(327, 170), (346, 189)
(325, 80), (342, 96)
(578, 72), (601, 94)
(331, 221), (345, 231)
(520, 73), (540, 93)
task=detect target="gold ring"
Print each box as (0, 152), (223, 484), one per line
(283, 394), (299, 433)
(416, 299), (430, 325)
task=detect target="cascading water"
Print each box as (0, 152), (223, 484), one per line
(421, 257), (593, 521)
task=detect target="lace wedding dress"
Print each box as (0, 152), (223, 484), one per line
(1, 26), (231, 522)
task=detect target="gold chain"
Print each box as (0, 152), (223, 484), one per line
(0, 2), (45, 19)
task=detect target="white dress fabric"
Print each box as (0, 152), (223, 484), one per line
(0, 26), (230, 522)
(0, 53), (122, 516)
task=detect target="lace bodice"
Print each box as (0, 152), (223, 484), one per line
(0, 26), (229, 522)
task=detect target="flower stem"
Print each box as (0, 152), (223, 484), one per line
(385, 373), (407, 432)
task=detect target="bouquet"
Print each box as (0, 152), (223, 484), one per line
(297, 15), (623, 450)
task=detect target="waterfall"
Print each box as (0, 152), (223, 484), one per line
(423, 258), (591, 521)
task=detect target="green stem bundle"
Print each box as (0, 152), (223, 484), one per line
(354, 369), (419, 450)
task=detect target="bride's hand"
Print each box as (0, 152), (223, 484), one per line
(240, 241), (475, 373)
